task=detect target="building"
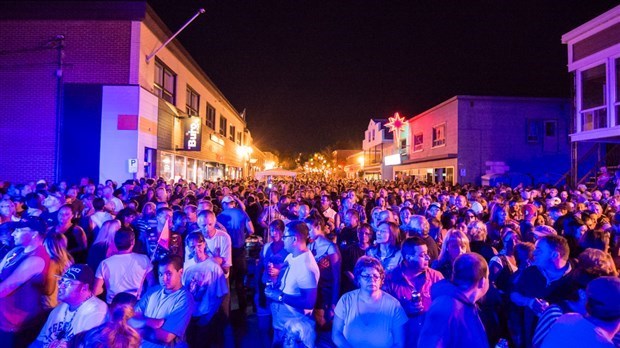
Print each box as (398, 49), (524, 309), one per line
(0, 1), (272, 184)
(343, 151), (364, 179)
(389, 96), (571, 185)
(361, 119), (395, 180)
(332, 149), (360, 178)
(562, 4), (620, 185)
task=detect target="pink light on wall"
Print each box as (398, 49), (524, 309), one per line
(117, 114), (138, 130)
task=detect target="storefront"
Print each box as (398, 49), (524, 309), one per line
(394, 157), (457, 185)
(160, 152), (235, 183)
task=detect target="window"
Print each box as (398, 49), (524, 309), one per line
(206, 104), (216, 130)
(154, 60), (176, 103)
(413, 133), (423, 152)
(219, 116), (227, 137)
(527, 119), (541, 143)
(432, 124), (446, 147)
(544, 121), (557, 137)
(236, 131), (242, 145)
(186, 86), (200, 116)
(229, 125), (236, 142)
(615, 58), (620, 126)
(580, 64), (607, 131)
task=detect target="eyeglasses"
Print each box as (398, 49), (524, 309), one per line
(282, 234), (295, 239)
(359, 273), (381, 281)
(57, 278), (80, 287)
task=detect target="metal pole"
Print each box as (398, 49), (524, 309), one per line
(54, 35), (65, 183)
(146, 8), (206, 63)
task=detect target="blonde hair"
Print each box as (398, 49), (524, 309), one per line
(44, 232), (74, 273)
(94, 219), (121, 256)
(283, 316), (316, 348)
(80, 294), (141, 348)
(467, 221), (487, 242)
(437, 229), (471, 264)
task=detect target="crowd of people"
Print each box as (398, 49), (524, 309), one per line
(0, 175), (619, 348)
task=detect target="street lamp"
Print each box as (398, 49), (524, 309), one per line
(236, 145), (253, 178)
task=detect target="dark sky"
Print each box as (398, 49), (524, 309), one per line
(149, 0), (618, 156)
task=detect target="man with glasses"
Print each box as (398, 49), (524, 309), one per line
(265, 221), (319, 346)
(0, 217), (52, 347)
(384, 237), (444, 347)
(31, 264), (107, 348)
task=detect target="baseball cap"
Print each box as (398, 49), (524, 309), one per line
(429, 202), (441, 210)
(522, 204), (537, 217)
(221, 195), (235, 203)
(470, 201), (484, 214)
(13, 216), (47, 234)
(586, 276), (620, 320)
(60, 264), (95, 289)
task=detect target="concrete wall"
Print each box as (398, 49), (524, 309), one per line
(100, 86), (140, 183)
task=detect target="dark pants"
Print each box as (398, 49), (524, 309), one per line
(231, 247), (248, 313)
(186, 312), (225, 348)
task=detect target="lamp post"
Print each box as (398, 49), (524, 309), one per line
(237, 145), (253, 179)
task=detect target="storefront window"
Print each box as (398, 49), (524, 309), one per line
(206, 163), (225, 181)
(161, 153), (173, 182)
(196, 161), (205, 184)
(174, 156), (186, 182)
(187, 158), (196, 183)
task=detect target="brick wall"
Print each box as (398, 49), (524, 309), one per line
(0, 19), (131, 183)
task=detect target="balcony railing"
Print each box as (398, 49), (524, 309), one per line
(580, 106), (607, 131)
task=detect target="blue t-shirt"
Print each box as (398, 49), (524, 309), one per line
(135, 286), (195, 348)
(217, 208), (252, 248)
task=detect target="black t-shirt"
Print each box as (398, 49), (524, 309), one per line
(40, 210), (59, 228)
(515, 265), (573, 304)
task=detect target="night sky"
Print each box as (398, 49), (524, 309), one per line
(149, 0), (618, 156)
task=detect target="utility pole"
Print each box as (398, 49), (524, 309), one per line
(53, 35), (65, 183)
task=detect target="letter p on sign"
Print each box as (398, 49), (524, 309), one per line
(128, 159), (138, 173)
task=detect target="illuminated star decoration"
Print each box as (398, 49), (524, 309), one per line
(385, 112), (406, 134)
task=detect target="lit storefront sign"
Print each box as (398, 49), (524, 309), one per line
(384, 154), (401, 166)
(183, 117), (202, 151)
(210, 134), (224, 146)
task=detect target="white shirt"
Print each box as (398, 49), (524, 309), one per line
(271, 250), (320, 330)
(34, 296), (107, 347)
(95, 252), (152, 303)
(182, 258), (228, 318)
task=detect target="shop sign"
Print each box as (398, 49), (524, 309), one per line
(384, 154), (401, 166)
(210, 134), (224, 146)
(183, 117), (202, 151)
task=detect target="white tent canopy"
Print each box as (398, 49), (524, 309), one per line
(254, 168), (298, 180)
